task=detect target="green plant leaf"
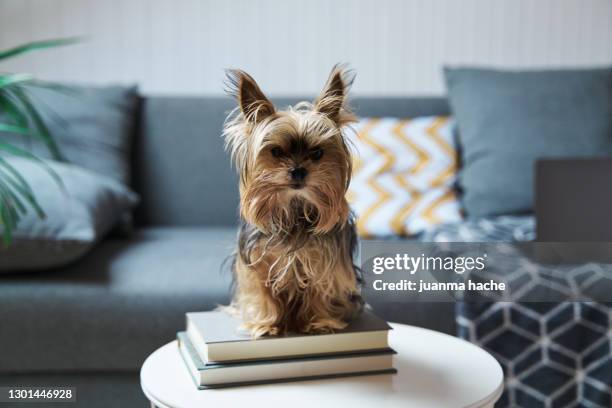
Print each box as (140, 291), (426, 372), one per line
(0, 157), (35, 194)
(28, 80), (77, 95)
(0, 121), (58, 152)
(0, 176), (28, 216)
(21, 84), (72, 129)
(0, 38), (80, 61)
(0, 123), (30, 135)
(0, 142), (63, 189)
(0, 94), (29, 127)
(0, 194), (17, 245)
(6, 87), (64, 160)
(0, 158), (44, 217)
(1, 90), (37, 148)
(0, 73), (33, 88)
(0, 151), (53, 245)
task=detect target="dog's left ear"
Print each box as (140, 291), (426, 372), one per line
(314, 64), (355, 126)
(226, 69), (275, 124)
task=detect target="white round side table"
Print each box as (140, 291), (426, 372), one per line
(140, 323), (504, 408)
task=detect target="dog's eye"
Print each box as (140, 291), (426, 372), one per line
(270, 147), (283, 158)
(310, 148), (324, 161)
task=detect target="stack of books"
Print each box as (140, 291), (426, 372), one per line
(177, 309), (396, 389)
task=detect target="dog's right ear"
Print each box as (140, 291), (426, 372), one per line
(314, 64), (356, 127)
(225, 69), (275, 124)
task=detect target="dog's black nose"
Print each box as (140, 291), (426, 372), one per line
(290, 167), (308, 182)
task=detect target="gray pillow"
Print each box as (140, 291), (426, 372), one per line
(445, 67), (612, 217)
(5, 84), (139, 185)
(0, 158), (138, 271)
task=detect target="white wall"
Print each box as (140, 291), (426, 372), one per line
(0, 0), (611, 96)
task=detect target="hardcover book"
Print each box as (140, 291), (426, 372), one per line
(185, 309), (392, 363)
(177, 332), (397, 389)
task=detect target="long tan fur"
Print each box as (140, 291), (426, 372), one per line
(223, 65), (362, 337)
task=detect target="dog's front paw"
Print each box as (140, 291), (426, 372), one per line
(242, 321), (281, 338)
(303, 318), (348, 334)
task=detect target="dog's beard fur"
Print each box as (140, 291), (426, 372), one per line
(241, 157), (350, 235)
(223, 65), (363, 337)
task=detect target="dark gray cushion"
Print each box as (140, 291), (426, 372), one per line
(134, 96), (449, 226)
(7, 84), (139, 185)
(445, 67), (612, 217)
(0, 158), (138, 271)
(0, 227), (235, 372)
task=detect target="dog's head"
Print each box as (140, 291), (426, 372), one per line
(224, 65), (356, 235)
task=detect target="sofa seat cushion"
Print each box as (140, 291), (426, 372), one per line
(0, 227), (235, 373)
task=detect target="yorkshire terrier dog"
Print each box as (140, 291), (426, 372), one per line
(224, 65), (362, 337)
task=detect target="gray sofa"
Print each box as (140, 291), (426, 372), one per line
(0, 96), (454, 407)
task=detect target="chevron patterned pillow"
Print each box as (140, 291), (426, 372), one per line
(347, 116), (462, 237)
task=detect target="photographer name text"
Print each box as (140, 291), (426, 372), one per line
(369, 253), (506, 293)
(372, 279), (506, 292)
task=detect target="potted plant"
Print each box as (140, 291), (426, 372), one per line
(0, 38), (75, 244)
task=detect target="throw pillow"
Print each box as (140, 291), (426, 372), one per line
(348, 116), (462, 237)
(0, 158), (138, 271)
(4, 84), (139, 185)
(445, 67), (612, 217)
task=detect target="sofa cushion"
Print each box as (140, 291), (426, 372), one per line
(0, 227), (235, 372)
(445, 67), (612, 217)
(349, 116), (462, 237)
(0, 158), (138, 272)
(5, 84), (139, 185)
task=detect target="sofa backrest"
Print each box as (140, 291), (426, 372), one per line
(133, 96), (450, 226)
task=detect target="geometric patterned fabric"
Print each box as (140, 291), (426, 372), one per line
(422, 217), (612, 407)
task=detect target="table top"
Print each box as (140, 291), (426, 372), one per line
(140, 323), (504, 408)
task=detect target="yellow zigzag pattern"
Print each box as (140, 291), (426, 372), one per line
(422, 117), (459, 225)
(349, 116), (461, 237)
(355, 118), (394, 237)
(426, 117), (457, 188)
(390, 119), (421, 236)
(346, 149), (363, 203)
